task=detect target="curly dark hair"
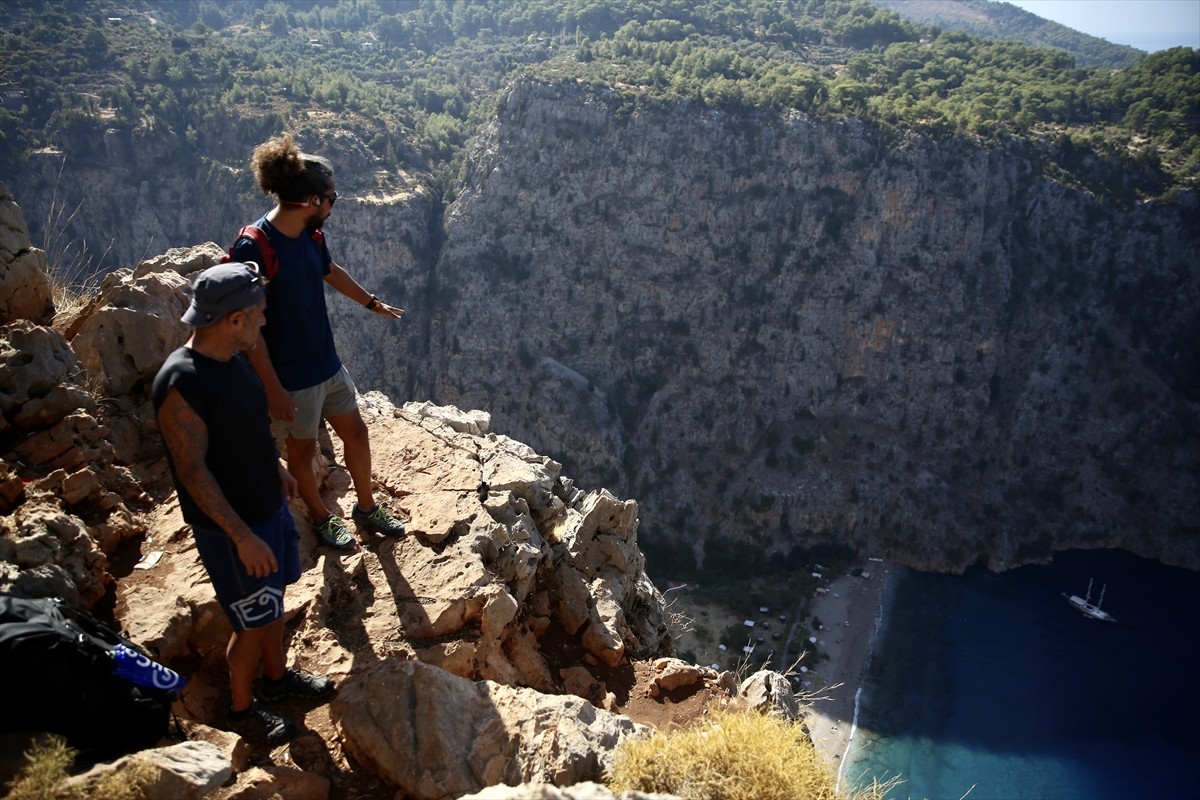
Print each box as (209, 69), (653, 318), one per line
(250, 133), (334, 203)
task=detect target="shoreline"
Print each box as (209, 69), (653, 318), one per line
(801, 562), (898, 784)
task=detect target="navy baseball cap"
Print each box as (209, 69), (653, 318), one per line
(181, 262), (267, 327)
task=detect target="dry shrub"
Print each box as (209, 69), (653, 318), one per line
(4, 736), (156, 800)
(607, 709), (886, 800)
(3, 736), (74, 800)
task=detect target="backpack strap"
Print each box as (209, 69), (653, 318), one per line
(224, 224), (278, 280)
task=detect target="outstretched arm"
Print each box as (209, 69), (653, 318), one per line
(325, 261), (404, 320)
(157, 388), (278, 577)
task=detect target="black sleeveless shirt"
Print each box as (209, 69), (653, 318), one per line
(151, 347), (282, 529)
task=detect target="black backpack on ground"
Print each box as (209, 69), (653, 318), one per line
(0, 595), (178, 762)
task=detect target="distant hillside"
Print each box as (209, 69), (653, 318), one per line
(869, 0), (1144, 68)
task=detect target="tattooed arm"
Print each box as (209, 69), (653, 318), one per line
(157, 387), (278, 578)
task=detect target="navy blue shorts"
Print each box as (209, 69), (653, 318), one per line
(192, 501), (301, 631)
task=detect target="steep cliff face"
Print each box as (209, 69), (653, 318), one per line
(416, 80), (1200, 574)
(12, 79), (1198, 575)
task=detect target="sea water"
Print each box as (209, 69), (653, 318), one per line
(844, 549), (1200, 800)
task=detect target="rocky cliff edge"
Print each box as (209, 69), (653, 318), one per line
(0, 184), (790, 799)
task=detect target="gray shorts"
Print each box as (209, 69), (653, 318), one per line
(274, 365), (360, 441)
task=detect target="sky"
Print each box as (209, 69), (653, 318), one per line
(1002, 0), (1200, 52)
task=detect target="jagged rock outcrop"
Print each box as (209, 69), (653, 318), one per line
(334, 659), (644, 798)
(739, 669), (802, 720)
(2, 191), (710, 797)
(68, 267), (194, 396)
(0, 182), (53, 325)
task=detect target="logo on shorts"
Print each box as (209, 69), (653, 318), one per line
(230, 585), (284, 628)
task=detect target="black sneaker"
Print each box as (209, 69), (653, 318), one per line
(259, 668), (336, 703)
(351, 503), (406, 537)
(228, 700), (296, 745)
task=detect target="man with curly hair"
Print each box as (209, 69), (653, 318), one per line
(231, 133), (407, 549)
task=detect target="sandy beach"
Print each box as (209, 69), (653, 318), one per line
(801, 562), (897, 780)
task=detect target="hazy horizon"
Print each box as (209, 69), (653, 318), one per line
(1001, 0), (1200, 52)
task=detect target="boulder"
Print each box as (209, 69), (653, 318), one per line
(461, 783), (683, 800)
(0, 320), (88, 427)
(62, 740), (231, 800)
(69, 268), (191, 395)
(333, 659), (647, 800)
(648, 658), (707, 696)
(0, 462), (23, 514)
(738, 669), (800, 720)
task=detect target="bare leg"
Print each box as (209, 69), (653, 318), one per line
(286, 435), (329, 521)
(326, 409), (375, 512)
(226, 616), (287, 712)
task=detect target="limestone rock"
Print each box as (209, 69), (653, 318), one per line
(217, 764), (330, 800)
(0, 462), (23, 513)
(738, 669), (800, 720)
(0, 320), (88, 428)
(0, 182), (53, 324)
(403, 400), (492, 435)
(333, 659), (647, 800)
(69, 268), (191, 395)
(648, 658), (707, 697)
(0, 500), (108, 607)
(63, 740), (231, 800)
(175, 720), (254, 775)
(9, 410), (112, 470)
(560, 665), (603, 703)
(132, 241), (224, 280)
(461, 783), (683, 800)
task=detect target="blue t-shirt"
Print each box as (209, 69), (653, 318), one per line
(151, 348), (283, 529)
(231, 216), (342, 391)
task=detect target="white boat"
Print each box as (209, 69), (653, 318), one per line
(1063, 578), (1116, 622)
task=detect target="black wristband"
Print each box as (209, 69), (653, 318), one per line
(365, 294), (380, 310)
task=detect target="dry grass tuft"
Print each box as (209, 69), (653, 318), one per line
(3, 736), (156, 800)
(607, 709), (888, 800)
(42, 157), (110, 317)
(3, 736), (75, 800)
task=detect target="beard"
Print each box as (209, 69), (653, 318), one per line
(307, 207), (330, 229)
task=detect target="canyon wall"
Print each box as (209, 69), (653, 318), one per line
(13, 79), (1199, 574)
(419, 81), (1200, 574)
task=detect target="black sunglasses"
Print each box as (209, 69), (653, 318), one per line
(322, 191), (339, 206)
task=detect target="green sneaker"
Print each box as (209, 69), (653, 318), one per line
(315, 514), (354, 549)
(351, 503), (406, 537)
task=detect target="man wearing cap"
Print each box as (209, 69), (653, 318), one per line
(152, 262), (334, 745)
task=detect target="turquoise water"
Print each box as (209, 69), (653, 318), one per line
(844, 549), (1200, 800)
